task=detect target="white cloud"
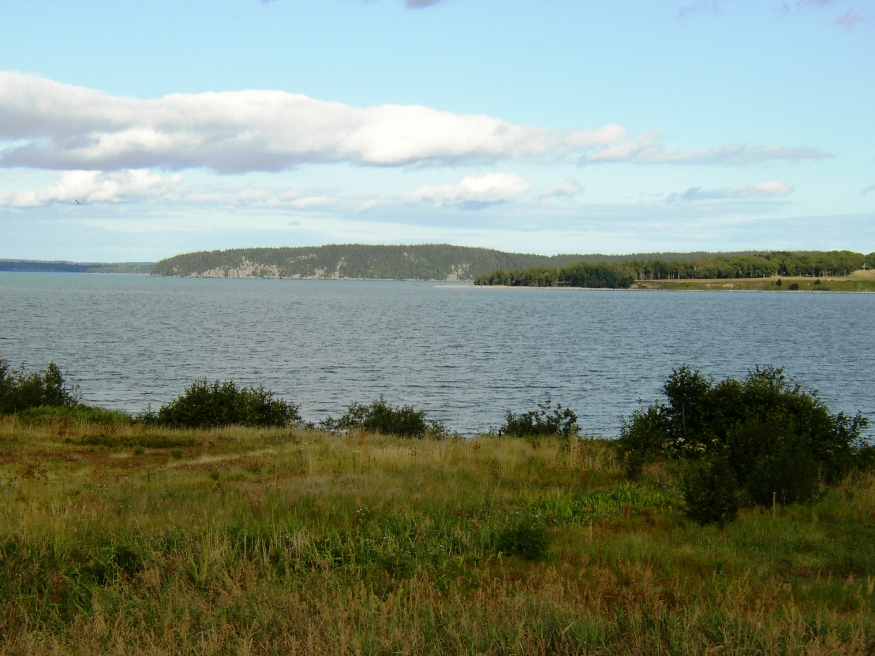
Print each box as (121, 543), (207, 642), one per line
(0, 169), (181, 208)
(582, 131), (831, 165)
(677, 180), (793, 202)
(0, 71), (562, 173)
(0, 71), (829, 175)
(540, 179), (581, 198)
(411, 173), (531, 208)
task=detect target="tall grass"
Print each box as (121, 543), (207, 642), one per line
(0, 418), (872, 654)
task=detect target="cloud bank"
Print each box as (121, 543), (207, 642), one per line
(0, 71), (830, 175)
(0, 169), (181, 208)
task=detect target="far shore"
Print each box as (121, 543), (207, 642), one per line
(461, 273), (875, 293)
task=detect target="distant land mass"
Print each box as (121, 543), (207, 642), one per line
(149, 244), (792, 281)
(0, 260), (153, 274)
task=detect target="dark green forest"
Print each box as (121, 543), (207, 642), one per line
(474, 250), (874, 288)
(150, 245), (869, 282)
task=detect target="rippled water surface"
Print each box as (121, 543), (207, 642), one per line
(1, 273), (872, 436)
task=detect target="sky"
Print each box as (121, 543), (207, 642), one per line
(1, 0), (873, 262)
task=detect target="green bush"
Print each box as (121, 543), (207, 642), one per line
(500, 401), (579, 438)
(681, 456), (739, 527)
(788, 282), (800, 290)
(495, 517), (550, 560)
(321, 396), (446, 438)
(0, 359), (79, 415)
(140, 379), (300, 429)
(617, 366), (870, 519)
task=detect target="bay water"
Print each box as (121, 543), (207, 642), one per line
(1, 273), (872, 437)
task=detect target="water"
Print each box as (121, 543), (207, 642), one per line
(1, 273), (872, 437)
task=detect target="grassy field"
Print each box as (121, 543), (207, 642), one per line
(631, 276), (875, 293)
(1, 416), (873, 654)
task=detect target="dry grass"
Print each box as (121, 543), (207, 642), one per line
(1, 416), (872, 654)
(631, 276), (875, 292)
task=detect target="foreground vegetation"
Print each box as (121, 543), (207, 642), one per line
(1, 417), (874, 654)
(2, 361), (873, 653)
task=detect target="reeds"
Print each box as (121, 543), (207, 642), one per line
(0, 416), (872, 654)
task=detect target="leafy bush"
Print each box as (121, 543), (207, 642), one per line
(681, 456), (739, 527)
(788, 282), (800, 290)
(495, 517), (550, 560)
(618, 366), (870, 520)
(140, 379), (300, 429)
(321, 396), (446, 438)
(0, 359), (79, 415)
(500, 401), (579, 438)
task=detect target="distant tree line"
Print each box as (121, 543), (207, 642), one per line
(148, 245), (872, 282)
(474, 262), (636, 288)
(475, 250), (873, 287)
(150, 244), (592, 281)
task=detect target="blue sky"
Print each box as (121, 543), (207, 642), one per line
(1, 0), (873, 261)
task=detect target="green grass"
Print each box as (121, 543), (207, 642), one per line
(632, 276), (875, 292)
(0, 417), (872, 654)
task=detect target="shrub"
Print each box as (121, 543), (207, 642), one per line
(140, 379), (300, 429)
(617, 365), (870, 520)
(0, 359), (79, 415)
(321, 396), (446, 438)
(500, 401), (579, 438)
(789, 282), (800, 290)
(495, 518), (550, 560)
(681, 456), (739, 527)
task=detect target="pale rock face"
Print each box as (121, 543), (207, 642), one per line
(187, 255), (462, 280)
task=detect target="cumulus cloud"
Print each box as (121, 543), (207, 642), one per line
(411, 173), (531, 209)
(677, 180), (793, 202)
(0, 71), (566, 173)
(0, 169), (181, 208)
(540, 179), (581, 199)
(0, 72), (828, 175)
(582, 131), (832, 165)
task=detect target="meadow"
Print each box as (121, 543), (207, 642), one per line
(1, 414), (873, 654)
(630, 274), (875, 293)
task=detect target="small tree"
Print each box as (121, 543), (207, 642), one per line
(500, 401), (579, 438)
(321, 396), (447, 438)
(0, 359), (79, 414)
(617, 366), (870, 523)
(681, 456), (740, 527)
(141, 379), (300, 429)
